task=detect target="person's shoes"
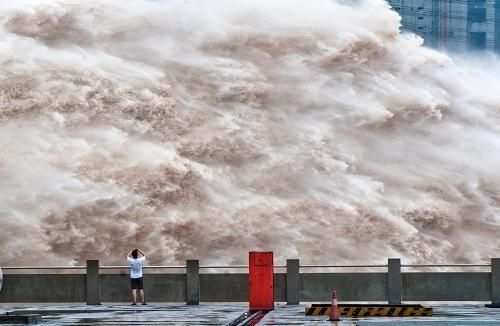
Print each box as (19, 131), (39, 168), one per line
(141, 302), (147, 305)
(131, 302), (137, 305)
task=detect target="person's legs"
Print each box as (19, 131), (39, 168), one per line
(140, 289), (145, 304)
(138, 277), (146, 304)
(131, 289), (137, 304)
(131, 278), (138, 304)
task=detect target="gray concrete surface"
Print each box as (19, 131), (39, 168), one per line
(201, 274), (247, 302)
(86, 260), (99, 305)
(300, 273), (387, 301)
(1, 271), (495, 303)
(0, 275), (86, 303)
(491, 258), (500, 304)
(186, 260), (200, 305)
(1, 258), (498, 304)
(402, 273), (491, 301)
(100, 274), (186, 302)
(259, 304), (500, 325)
(2, 303), (500, 325)
(0, 304), (246, 325)
(274, 274), (287, 302)
(287, 259), (300, 305)
(199, 273), (286, 302)
(388, 259), (402, 304)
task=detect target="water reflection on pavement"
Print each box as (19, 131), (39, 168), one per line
(0, 304), (246, 325)
(2, 304), (500, 325)
(260, 304), (500, 325)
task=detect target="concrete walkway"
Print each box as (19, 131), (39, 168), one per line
(0, 304), (246, 325)
(259, 304), (500, 325)
(2, 304), (500, 325)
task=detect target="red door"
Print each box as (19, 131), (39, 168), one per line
(249, 251), (274, 311)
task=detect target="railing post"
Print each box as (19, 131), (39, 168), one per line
(492, 258), (500, 305)
(186, 260), (200, 305)
(286, 259), (300, 305)
(388, 258), (402, 304)
(86, 260), (100, 305)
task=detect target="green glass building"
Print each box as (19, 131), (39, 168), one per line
(388, 0), (500, 52)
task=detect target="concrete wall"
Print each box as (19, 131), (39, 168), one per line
(101, 274), (186, 302)
(300, 273), (387, 302)
(403, 272), (491, 301)
(200, 274), (247, 302)
(199, 273), (286, 302)
(0, 262), (496, 303)
(0, 274), (85, 303)
(275, 273), (286, 302)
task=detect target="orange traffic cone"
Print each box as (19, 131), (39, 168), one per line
(329, 291), (341, 321)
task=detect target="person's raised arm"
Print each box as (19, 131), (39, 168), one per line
(127, 250), (133, 259)
(137, 249), (146, 258)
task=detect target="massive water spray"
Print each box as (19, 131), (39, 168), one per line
(1, 0), (500, 266)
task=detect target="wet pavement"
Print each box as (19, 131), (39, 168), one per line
(1, 304), (500, 325)
(0, 304), (246, 325)
(260, 304), (500, 325)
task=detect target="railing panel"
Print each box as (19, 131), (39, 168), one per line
(300, 273), (387, 301)
(0, 261), (497, 303)
(0, 274), (85, 303)
(275, 273), (286, 302)
(200, 274), (247, 302)
(402, 272), (491, 301)
(100, 274), (186, 302)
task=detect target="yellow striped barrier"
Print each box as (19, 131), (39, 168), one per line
(305, 304), (432, 317)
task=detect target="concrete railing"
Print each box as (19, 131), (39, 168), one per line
(0, 258), (499, 305)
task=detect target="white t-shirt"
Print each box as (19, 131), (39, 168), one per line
(127, 256), (145, 279)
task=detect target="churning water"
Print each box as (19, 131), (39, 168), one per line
(1, 0), (500, 265)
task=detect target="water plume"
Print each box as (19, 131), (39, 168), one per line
(1, 0), (500, 266)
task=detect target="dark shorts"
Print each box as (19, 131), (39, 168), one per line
(130, 277), (143, 290)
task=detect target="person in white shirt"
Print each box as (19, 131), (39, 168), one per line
(127, 248), (146, 305)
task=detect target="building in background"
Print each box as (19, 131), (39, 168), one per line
(388, 0), (500, 52)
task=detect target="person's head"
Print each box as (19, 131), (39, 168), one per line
(132, 249), (138, 259)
